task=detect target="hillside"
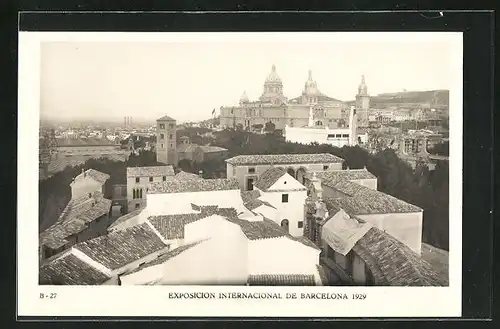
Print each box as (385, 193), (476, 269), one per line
(346, 90), (449, 108)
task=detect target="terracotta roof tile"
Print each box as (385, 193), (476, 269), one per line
(309, 168), (376, 181)
(226, 218), (287, 240)
(226, 153), (344, 166)
(353, 227), (448, 286)
(240, 190), (261, 203)
(56, 138), (117, 147)
(74, 223), (167, 270)
(175, 171), (202, 181)
(148, 214), (203, 239)
(254, 167), (286, 191)
(74, 169), (110, 184)
(39, 254), (110, 285)
(126, 166), (174, 177)
(247, 274), (316, 286)
(108, 208), (144, 230)
(40, 192), (111, 249)
(148, 178), (239, 194)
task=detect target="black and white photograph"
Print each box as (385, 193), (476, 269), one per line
(18, 30), (463, 318)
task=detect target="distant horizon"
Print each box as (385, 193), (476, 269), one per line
(40, 33), (458, 122)
(40, 87), (450, 125)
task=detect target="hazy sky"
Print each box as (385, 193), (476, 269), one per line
(40, 34), (457, 123)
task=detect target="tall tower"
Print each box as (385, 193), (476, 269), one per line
(156, 115), (177, 166)
(355, 75), (370, 127)
(348, 106), (358, 146)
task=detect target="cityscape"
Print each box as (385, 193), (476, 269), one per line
(38, 41), (450, 287)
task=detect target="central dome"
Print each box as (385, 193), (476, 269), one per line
(265, 64), (282, 84)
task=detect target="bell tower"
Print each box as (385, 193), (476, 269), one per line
(355, 75), (370, 127)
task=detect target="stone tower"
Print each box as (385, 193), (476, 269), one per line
(156, 115), (177, 166)
(355, 75), (370, 127)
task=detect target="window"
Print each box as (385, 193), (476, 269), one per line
(170, 143), (173, 148)
(161, 144), (164, 148)
(169, 123), (174, 128)
(135, 177), (140, 183)
(162, 176), (166, 181)
(248, 167), (255, 174)
(88, 193), (92, 198)
(281, 194), (289, 203)
(342, 134), (349, 138)
(135, 203), (140, 209)
(160, 133), (164, 139)
(169, 134), (173, 139)
(149, 177), (153, 182)
(323, 165), (329, 170)
(139, 189), (143, 198)
(298, 221), (303, 228)
(335, 134), (342, 138)
(159, 124), (165, 129)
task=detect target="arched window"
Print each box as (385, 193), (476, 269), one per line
(133, 189), (136, 199)
(316, 120), (323, 126)
(281, 219), (290, 233)
(139, 189), (143, 199)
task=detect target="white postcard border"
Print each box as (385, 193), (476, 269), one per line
(18, 31), (463, 318)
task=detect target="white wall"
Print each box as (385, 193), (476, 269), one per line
(71, 178), (103, 199)
(248, 237), (320, 275)
(258, 189), (308, 237)
(146, 189), (246, 216)
(358, 212), (423, 255)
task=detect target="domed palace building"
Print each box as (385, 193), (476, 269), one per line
(219, 65), (370, 131)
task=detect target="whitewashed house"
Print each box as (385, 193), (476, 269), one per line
(70, 168), (110, 199)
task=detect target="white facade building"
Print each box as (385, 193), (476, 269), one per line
(126, 165), (175, 212)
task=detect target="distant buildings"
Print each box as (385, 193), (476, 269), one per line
(177, 136), (229, 163)
(220, 66), (370, 131)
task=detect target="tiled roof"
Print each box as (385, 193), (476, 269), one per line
(148, 178), (239, 194)
(175, 171), (202, 181)
(157, 115), (176, 121)
(83, 169), (110, 184)
(74, 223), (167, 270)
(177, 143), (199, 153)
(199, 145), (228, 153)
(126, 240), (206, 275)
(56, 138), (117, 147)
(309, 168), (376, 181)
(244, 199), (276, 211)
(353, 227), (448, 286)
(254, 167), (286, 191)
(292, 236), (321, 250)
(421, 243), (449, 280)
(40, 192), (112, 249)
(108, 208), (144, 230)
(148, 214), (203, 239)
(247, 274), (316, 286)
(39, 253), (110, 285)
(240, 190), (261, 204)
(126, 166), (174, 178)
(227, 218), (287, 240)
(226, 153), (344, 166)
(323, 180), (422, 215)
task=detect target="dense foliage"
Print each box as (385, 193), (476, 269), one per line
(39, 130), (449, 250)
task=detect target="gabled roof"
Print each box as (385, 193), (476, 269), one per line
(323, 179), (422, 215)
(148, 178), (239, 194)
(226, 153), (344, 166)
(175, 171), (202, 181)
(39, 253), (110, 285)
(74, 223), (167, 270)
(148, 213), (203, 239)
(309, 168), (376, 182)
(353, 227), (448, 286)
(107, 208), (144, 231)
(40, 192), (112, 250)
(254, 167), (286, 191)
(157, 115), (176, 121)
(226, 218), (287, 240)
(72, 169), (110, 185)
(240, 190), (261, 203)
(244, 198), (276, 211)
(247, 274), (316, 286)
(126, 166), (175, 178)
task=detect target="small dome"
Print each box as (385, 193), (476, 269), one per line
(240, 91), (249, 103)
(265, 64), (282, 83)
